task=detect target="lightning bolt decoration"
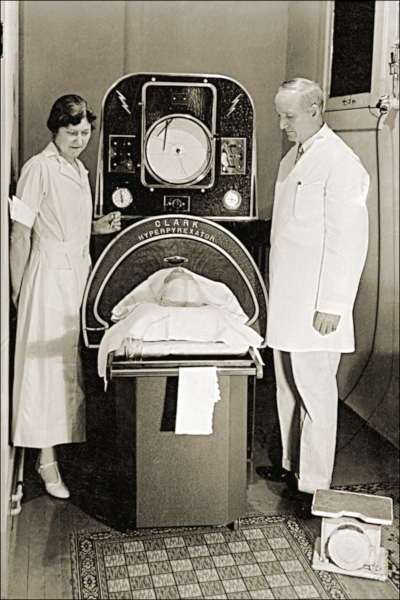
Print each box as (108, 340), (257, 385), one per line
(116, 90), (131, 115)
(227, 93), (242, 117)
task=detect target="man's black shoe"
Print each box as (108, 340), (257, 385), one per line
(293, 491), (314, 520)
(256, 465), (297, 490)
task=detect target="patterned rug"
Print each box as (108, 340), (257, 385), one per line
(70, 514), (350, 599)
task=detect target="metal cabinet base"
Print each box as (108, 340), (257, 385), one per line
(115, 374), (248, 529)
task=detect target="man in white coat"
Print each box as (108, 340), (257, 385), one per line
(256, 78), (369, 518)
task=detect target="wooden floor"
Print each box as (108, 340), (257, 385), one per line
(6, 362), (399, 600)
(7, 495), (108, 600)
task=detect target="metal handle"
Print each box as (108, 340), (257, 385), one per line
(110, 366), (258, 378)
(163, 256), (189, 264)
(249, 347), (264, 379)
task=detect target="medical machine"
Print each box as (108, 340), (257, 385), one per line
(83, 74), (267, 530)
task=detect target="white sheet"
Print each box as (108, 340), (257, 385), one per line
(97, 303), (263, 379)
(98, 267), (264, 434)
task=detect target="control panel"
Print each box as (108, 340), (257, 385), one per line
(95, 73), (257, 221)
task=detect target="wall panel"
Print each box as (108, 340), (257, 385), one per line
(124, 0), (289, 219)
(20, 1), (289, 219)
(1, 4), (19, 597)
(20, 0), (126, 190)
(284, 0), (399, 447)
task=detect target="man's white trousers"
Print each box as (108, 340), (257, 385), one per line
(273, 349), (341, 494)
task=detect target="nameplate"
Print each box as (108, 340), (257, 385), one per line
(136, 218), (216, 243)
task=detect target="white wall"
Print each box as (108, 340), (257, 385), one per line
(284, 0), (399, 447)
(19, 0), (127, 194)
(327, 109), (399, 447)
(19, 0), (289, 219)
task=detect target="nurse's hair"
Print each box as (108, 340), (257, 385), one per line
(47, 94), (97, 134)
(278, 78), (325, 112)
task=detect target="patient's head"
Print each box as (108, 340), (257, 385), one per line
(160, 268), (206, 307)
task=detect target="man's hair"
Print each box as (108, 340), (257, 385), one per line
(278, 78), (324, 111)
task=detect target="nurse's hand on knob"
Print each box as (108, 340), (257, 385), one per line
(92, 211), (122, 235)
(313, 311), (341, 336)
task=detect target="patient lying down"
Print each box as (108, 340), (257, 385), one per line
(159, 267), (207, 307)
(97, 267), (263, 379)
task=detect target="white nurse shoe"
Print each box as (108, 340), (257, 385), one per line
(37, 460), (70, 499)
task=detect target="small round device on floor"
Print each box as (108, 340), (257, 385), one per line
(311, 489), (393, 581)
(327, 523), (371, 571)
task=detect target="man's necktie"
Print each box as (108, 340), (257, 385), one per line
(295, 143), (304, 164)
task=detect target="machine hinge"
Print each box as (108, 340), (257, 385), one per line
(0, 21), (3, 59)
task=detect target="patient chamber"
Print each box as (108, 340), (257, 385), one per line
(83, 73), (268, 529)
(83, 215), (267, 528)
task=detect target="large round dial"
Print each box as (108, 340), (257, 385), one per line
(144, 115), (213, 185)
(112, 187), (133, 208)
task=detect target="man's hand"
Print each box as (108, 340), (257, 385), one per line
(313, 311), (341, 336)
(92, 211), (122, 235)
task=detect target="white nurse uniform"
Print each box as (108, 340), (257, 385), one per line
(11, 142), (92, 448)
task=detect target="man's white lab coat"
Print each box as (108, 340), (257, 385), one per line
(267, 124), (369, 352)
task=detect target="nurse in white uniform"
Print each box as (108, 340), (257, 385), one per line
(257, 79), (369, 517)
(10, 95), (121, 498)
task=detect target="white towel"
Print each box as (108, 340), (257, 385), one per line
(175, 367), (221, 435)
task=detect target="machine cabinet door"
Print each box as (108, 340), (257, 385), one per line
(115, 373), (248, 528)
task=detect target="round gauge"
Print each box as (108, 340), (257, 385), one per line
(223, 189), (242, 210)
(145, 115), (213, 185)
(112, 187), (133, 208)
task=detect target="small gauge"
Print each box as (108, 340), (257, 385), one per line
(223, 189), (242, 210)
(112, 187), (133, 208)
